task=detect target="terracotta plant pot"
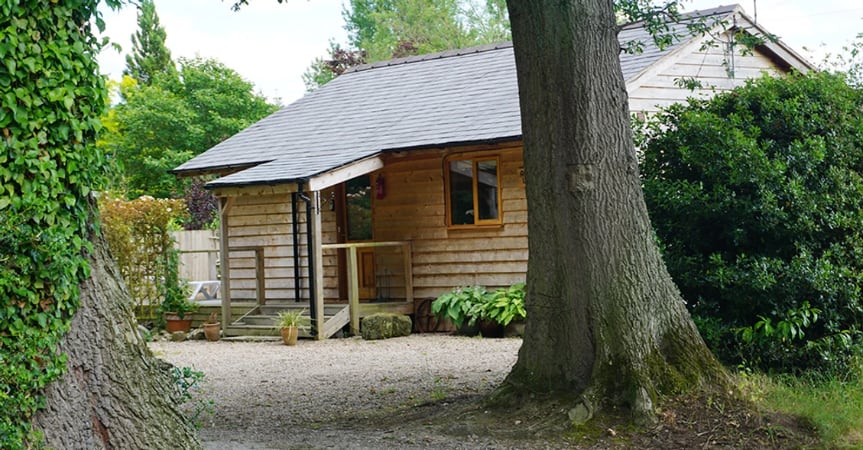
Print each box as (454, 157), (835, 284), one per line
(203, 322), (221, 341)
(280, 326), (299, 346)
(165, 313), (192, 333)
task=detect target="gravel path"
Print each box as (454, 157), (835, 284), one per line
(150, 335), (522, 449)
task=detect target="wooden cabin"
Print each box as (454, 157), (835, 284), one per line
(173, 5), (812, 338)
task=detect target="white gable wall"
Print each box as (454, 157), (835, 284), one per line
(627, 31), (786, 114)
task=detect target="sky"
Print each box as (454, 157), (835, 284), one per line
(97, 1), (863, 105)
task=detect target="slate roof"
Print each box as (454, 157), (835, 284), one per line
(172, 4), (760, 188)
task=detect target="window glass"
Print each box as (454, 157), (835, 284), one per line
(449, 160), (474, 225)
(476, 160), (498, 221)
(447, 157), (501, 226)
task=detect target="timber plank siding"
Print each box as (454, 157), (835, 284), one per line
(628, 30), (786, 114)
(226, 193), (309, 301)
(374, 144), (528, 300)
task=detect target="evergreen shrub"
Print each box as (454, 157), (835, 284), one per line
(640, 72), (863, 373)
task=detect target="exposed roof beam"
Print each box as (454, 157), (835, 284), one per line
(307, 155), (384, 192)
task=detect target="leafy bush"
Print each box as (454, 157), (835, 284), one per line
(472, 283), (526, 327)
(640, 72), (863, 373)
(100, 196), (188, 320)
(183, 177), (218, 230)
(171, 366), (213, 429)
(431, 284), (527, 330)
(431, 286), (489, 329)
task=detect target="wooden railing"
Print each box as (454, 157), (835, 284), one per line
(321, 241), (413, 335)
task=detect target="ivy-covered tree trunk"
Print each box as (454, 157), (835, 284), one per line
(503, 0), (725, 421)
(33, 211), (199, 449)
(0, 2), (199, 447)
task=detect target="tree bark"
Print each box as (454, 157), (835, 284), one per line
(504, 0), (725, 421)
(33, 216), (200, 449)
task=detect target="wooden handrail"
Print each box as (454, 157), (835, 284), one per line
(321, 241), (413, 335)
(321, 241), (409, 250)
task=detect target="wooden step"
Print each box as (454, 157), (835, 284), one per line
(258, 303), (347, 316)
(236, 314), (281, 326)
(227, 306), (351, 339)
(224, 323), (322, 339)
(224, 324), (279, 337)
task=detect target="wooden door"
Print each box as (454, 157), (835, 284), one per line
(340, 176), (376, 300)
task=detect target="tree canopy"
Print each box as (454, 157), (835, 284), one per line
(124, 0), (176, 86)
(303, 0), (511, 90)
(102, 57), (277, 199)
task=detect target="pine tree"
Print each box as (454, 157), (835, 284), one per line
(124, 0), (176, 85)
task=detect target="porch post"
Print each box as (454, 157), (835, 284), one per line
(402, 242), (413, 304)
(347, 246), (360, 335)
(218, 197), (234, 327)
(310, 191), (326, 340)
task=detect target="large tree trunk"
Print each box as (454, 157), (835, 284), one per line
(33, 218), (200, 449)
(504, 0), (725, 421)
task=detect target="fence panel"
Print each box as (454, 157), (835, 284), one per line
(171, 230), (220, 282)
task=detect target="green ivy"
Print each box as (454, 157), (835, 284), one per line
(0, 1), (118, 447)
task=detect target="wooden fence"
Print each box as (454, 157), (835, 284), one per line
(171, 230), (220, 282)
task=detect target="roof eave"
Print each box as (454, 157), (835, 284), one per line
(203, 135), (524, 191)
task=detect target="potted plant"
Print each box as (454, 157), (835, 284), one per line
(202, 312), (220, 341)
(275, 309), (308, 345)
(161, 282), (198, 333)
(430, 286), (489, 335)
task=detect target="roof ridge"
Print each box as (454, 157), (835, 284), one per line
(344, 5), (741, 74)
(344, 41), (513, 74)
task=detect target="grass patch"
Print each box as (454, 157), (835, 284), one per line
(747, 369), (863, 448)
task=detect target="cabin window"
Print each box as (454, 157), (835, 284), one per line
(446, 156), (501, 227)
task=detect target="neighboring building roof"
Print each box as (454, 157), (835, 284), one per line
(172, 4), (810, 189)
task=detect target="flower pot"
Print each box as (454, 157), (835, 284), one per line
(165, 313), (192, 333)
(479, 320), (503, 338)
(281, 326), (299, 346)
(203, 322), (221, 341)
(456, 322), (480, 336)
(504, 320), (526, 338)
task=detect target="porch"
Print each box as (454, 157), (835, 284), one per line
(215, 202), (414, 339)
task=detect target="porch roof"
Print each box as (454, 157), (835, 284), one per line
(171, 5), (802, 189)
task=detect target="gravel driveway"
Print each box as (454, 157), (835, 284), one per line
(150, 335), (522, 449)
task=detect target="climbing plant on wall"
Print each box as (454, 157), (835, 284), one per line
(0, 1), (119, 446)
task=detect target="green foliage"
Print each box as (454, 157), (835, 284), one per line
(275, 309), (309, 329)
(0, 1), (118, 446)
(640, 72), (863, 373)
(303, 0), (511, 90)
(471, 282), (526, 326)
(738, 301), (821, 345)
(103, 56), (278, 198)
(124, 0), (176, 86)
(818, 32), (863, 88)
(170, 366), (213, 429)
(431, 285), (489, 329)
(100, 196), (189, 320)
(344, 0), (508, 61)
(431, 283), (527, 329)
